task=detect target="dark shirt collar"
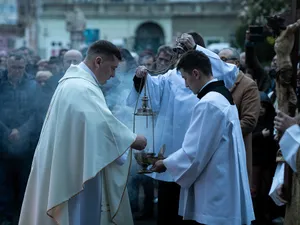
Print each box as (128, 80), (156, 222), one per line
(197, 80), (225, 100)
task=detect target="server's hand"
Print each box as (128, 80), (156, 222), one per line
(151, 160), (166, 173)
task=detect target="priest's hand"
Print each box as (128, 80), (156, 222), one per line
(177, 33), (196, 50)
(8, 128), (20, 142)
(131, 135), (147, 150)
(151, 160), (166, 173)
(274, 111), (297, 133)
(135, 66), (148, 78)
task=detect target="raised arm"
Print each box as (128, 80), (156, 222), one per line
(127, 66), (171, 112)
(245, 37), (271, 92)
(195, 45), (238, 89)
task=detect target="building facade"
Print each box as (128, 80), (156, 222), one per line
(0, 0), (34, 52)
(35, 0), (240, 57)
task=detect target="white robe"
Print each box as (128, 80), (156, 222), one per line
(163, 89), (254, 225)
(279, 124), (300, 172)
(127, 45), (238, 182)
(18, 65), (136, 225)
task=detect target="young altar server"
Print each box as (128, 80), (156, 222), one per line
(18, 40), (147, 225)
(127, 33), (239, 225)
(152, 50), (254, 225)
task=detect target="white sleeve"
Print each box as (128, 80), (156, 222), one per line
(163, 102), (225, 188)
(126, 70), (172, 112)
(279, 124), (300, 172)
(195, 45), (238, 90)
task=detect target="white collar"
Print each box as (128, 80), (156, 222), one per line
(198, 78), (218, 93)
(78, 62), (101, 87)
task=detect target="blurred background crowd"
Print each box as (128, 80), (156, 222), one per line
(0, 0), (299, 225)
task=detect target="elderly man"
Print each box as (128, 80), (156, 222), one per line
(63, 49), (83, 73)
(0, 53), (39, 225)
(219, 48), (260, 186)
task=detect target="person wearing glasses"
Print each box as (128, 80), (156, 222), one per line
(218, 48), (260, 188)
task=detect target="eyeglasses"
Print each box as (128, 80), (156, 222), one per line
(220, 57), (238, 62)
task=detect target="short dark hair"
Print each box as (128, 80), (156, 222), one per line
(177, 50), (212, 76)
(188, 32), (205, 48)
(59, 48), (68, 56)
(48, 56), (59, 64)
(87, 40), (122, 61)
(8, 53), (26, 61)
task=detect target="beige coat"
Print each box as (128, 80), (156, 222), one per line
(230, 71), (260, 184)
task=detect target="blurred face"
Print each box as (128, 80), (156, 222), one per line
(271, 55), (277, 70)
(219, 50), (240, 67)
(94, 55), (119, 85)
(38, 62), (48, 71)
(47, 63), (60, 75)
(60, 50), (68, 58)
(180, 68), (201, 94)
(240, 52), (245, 67)
(140, 56), (154, 69)
(7, 57), (26, 80)
(260, 103), (267, 116)
(156, 51), (172, 71)
(0, 56), (7, 68)
(36, 74), (51, 86)
(63, 54), (82, 72)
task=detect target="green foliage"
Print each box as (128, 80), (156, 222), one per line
(235, 0), (289, 63)
(239, 0), (288, 24)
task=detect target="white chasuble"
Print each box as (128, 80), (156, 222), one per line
(18, 65), (136, 225)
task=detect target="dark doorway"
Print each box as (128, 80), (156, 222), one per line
(134, 22), (165, 54)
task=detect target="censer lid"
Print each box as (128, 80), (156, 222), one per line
(134, 107), (155, 116)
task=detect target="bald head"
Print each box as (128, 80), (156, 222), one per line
(63, 49), (83, 72)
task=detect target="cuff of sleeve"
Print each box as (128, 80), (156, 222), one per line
(163, 148), (192, 187)
(280, 124), (300, 172)
(195, 45), (220, 60)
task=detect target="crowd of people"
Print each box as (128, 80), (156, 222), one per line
(0, 22), (299, 225)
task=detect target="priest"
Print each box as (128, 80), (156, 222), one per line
(151, 50), (254, 225)
(18, 40), (147, 225)
(127, 32), (239, 225)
